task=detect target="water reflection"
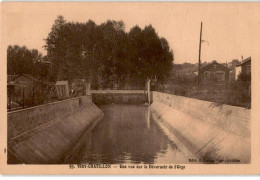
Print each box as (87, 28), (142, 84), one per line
(69, 104), (191, 164)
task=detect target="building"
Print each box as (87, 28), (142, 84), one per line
(228, 59), (240, 82)
(8, 74), (53, 97)
(235, 57), (251, 80)
(172, 63), (197, 77)
(7, 74), (54, 109)
(199, 61), (230, 88)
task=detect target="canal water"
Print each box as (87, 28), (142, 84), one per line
(69, 104), (195, 164)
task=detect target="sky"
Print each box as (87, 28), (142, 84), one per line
(3, 2), (260, 64)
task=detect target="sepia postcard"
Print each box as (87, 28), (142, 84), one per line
(1, 2), (260, 175)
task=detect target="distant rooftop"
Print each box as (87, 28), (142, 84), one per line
(8, 74), (54, 86)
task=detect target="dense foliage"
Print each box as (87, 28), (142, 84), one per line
(44, 16), (174, 88)
(7, 45), (41, 75)
(7, 45), (51, 81)
(7, 16), (174, 89)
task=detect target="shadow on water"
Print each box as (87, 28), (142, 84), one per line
(68, 104), (189, 164)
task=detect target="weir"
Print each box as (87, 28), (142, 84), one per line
(7, 90), (251, 164)
(91, 90), (147, 105)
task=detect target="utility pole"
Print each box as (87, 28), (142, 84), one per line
(197, 22), (203, 90)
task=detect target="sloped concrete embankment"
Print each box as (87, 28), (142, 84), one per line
(150, 91), (250, 163)
(7, 95), (104, 164)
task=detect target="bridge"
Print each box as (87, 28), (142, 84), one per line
(7, 90), (250, 164)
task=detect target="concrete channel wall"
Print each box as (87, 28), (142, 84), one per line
(91, 90), (147, 105)
(150, 91), (251, 163)
(7, 95), (104, 164)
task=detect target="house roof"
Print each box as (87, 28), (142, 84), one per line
(7, 75), (18, 83)
(236, 57), (251, 67)
(200, 61), (230, 72)
(10, 74), (54, 86)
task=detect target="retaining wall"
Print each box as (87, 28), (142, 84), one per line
(150, 91), (251, 163)
(7, 95), (104, 164)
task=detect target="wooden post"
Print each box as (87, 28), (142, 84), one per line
(22, 87), (25, 108)
(147, 79), (151, 104)
(197, 22), (203, 90)
(86, 83), (91, 95)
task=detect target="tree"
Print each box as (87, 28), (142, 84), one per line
(45, 15), (67, 81)
(45, 16), (103, 84)
(7, 45), (42, 75)
(128, 25), (173, 83)
(99, 20), (129, 88)
(44, 17), (174, 89)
